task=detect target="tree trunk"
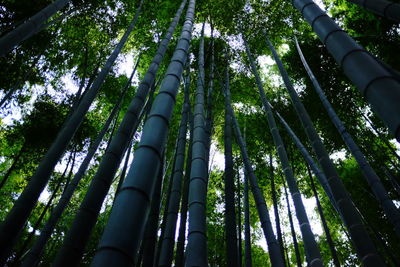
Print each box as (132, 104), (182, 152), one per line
(244, 36), (322, 267)
(62, 149), (77, 192)
(0, 0), (71, 56)
(346, 0), (400, 23)
(295, 38), (400, 238)
(0, 3), (143, 262)
(306, 164), (341, 267)
(283, 182), (302, 267)
(90, 2), (194, 265)
(186, 23), (209, 267)
(41, 7), (77, 30)
(270, 154), (287, 267)
(223, 65), (239, 267)
(365, 217), (400, 266)
(292, 0), (400, 143)
(224, 71), (284, 267)
(52, 3), (192, 266)
(114, 139), (133, 195)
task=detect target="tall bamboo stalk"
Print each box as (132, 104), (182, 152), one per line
(90, 1), (195, 265)
(283, 182), (302, 267)
(158, 72), (190, 267)
(175, 73), (193, 267)
(244, 35), (323, 267)
(186, 23), (209, 267)
(306, 164), (341, 267)
(265, 34), (384, 266)
(270, 154), (287, 267)
(224, 70), (284, 267)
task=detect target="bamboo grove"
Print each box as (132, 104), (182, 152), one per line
(0, 0), (400, 266)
